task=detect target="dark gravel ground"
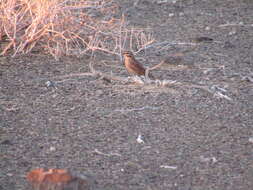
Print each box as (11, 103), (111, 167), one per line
(1, 0), (253, 189)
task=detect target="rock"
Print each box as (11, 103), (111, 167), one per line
(27, 168), (95, 190)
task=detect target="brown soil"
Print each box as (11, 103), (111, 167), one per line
(1, 0), (253, 189)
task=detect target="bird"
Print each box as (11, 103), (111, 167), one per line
(122, 51), (154, 79)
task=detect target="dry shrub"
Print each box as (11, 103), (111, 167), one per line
(0, 0), (154, 59)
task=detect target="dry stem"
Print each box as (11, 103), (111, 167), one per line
(0, 0), (154, 59)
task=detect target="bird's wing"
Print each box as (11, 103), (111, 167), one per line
(128, 60), (146, 75)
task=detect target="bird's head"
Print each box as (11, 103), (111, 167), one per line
(122, 51), (134, 58)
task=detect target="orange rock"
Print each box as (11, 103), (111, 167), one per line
(43, 169), (72, 183)
(27, 168), (95, 190)
(27, 168), (46, 185)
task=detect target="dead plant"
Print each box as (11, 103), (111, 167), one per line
(0, 0), (154, 59)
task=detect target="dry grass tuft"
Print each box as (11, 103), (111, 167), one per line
(0, 0), (154, 59)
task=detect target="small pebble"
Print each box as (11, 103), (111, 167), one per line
(179, 12), (184, 16)
(137, 134), (144, 144)
(95, 90), (104, 96)
(205, 26), (210, 30)
(49, 146), (56, 151)
(229, 29), (236, 35)
(45, 80), (55, 87)
(6, 173), (13, 177)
